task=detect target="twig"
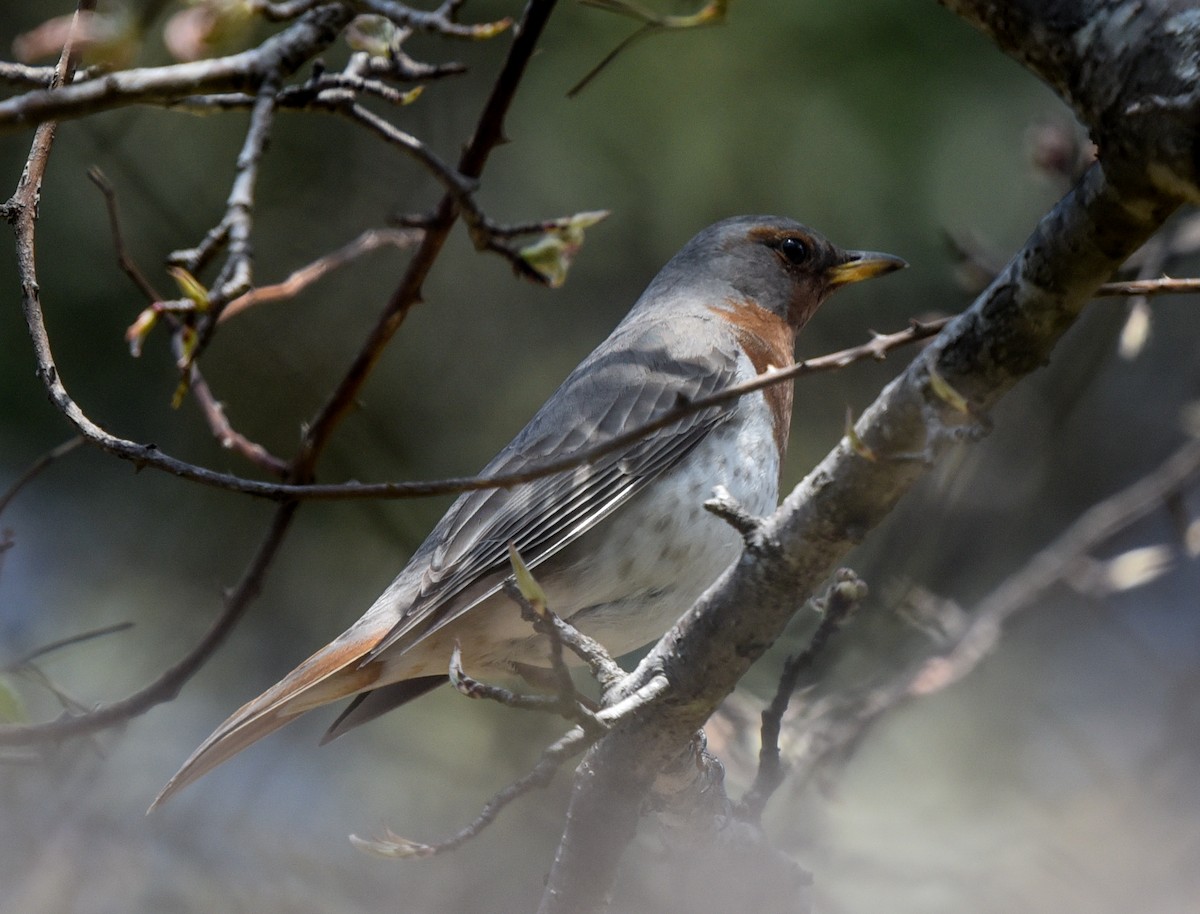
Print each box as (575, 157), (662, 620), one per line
(330, 100), (477, 203)
(358, 0), (513, 39)
(0, 501), (298, 746)
(218, 227), (424, 322)
(4, 622), (134, 670)
(87, 168), (160, 300)
(180, 359), (293, 477)
(1095, 274), (1200, 297)
(350, 724), (594, 859)
(448, 642), (599, 726)
(90, 168), (291, 476)
(0, 437), (85, 519)
(737, 569), (867, 824)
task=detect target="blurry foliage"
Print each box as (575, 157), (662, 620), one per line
(2, 2), (1199, 913)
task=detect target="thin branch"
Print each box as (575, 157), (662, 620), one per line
(350, 724), (593, 859)
(90, 168), (291, 476)
(0, 437), (85, 519)
(218, 227), (424, 322)
(330, 100), (477, 202)
(172, 77), (279, 307)
(4, 622), (134, 670)
(1095, 274), (1200, 297)
(0, 501), (298, 746)
(357, 0), (513, 39)
(181, 359), (293, 477)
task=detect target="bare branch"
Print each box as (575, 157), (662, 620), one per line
(218, 227), (423, 322)
(0, 6), (355, 132)
(1096, 274), (1200, 297)
(90, 168), (292, 476)
(0, 502), (298, 746)
(777, 434), (1200, 793)
(0, 437), (85, 519)
(4, 622), (134, 671)
(350, 724), (592, 859)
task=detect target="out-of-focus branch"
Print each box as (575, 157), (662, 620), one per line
(0, 6), (355, 131)
(0, 437), (85, 519)
(778, 434), (1200, 790)
(0, 502), (298, 745)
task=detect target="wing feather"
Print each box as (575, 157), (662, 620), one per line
(366, 321), (740, 660)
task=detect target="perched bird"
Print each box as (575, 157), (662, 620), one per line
(153, 215), (905, 807)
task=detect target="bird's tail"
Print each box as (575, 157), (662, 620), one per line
(149, 631), (384, 811)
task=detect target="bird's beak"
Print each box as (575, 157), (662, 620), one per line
(826, 250), (908, 288)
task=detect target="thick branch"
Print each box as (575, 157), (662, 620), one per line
(939, 0), (1200, 200)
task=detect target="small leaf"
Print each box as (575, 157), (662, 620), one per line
(345, 14), (397, 57)
(125, 305), (160, 357)
(168, 266), (210, 312)
(517, 210), (609, 288)
(508, 543), (547, 616)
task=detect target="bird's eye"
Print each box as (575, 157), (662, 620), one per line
(778, 236), (809, 265)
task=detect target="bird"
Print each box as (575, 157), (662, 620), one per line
(152, 215), (905, 808)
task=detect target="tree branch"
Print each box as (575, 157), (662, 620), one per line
(0, 5), (355, 131)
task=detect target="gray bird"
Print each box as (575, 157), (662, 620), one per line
(152, 215), (905, 808)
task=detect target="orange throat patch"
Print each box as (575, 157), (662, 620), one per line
(709, 297), (796, 459)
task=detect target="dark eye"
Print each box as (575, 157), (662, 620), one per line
(778, 236), (808, 265)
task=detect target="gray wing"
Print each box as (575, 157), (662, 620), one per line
(366, 317), (741, 659)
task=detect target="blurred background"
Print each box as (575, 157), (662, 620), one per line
(2, 2), (1198, 912)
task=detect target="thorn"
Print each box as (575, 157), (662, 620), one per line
(704, 484), (762, 542)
